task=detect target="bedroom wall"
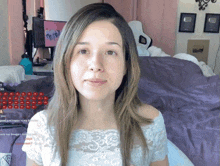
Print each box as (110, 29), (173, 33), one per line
(137, 0), (178, 57)
(44, 0), (102, 21)
(175, 0), (220, 75)
(104, 0), (178, 57)
(0, 0), (10, 66)
(0, 0), (26, 66)
(8, 0), (25, 65)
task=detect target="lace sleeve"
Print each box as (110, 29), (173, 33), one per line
(151, 112), (168, 162)
(22, 111), (46, 165)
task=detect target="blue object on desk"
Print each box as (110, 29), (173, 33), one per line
(19, 53), (33, 75)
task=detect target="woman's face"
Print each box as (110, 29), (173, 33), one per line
(70, 20), (126, 101)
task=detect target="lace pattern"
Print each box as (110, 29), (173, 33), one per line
(22, 111), (46, 165)
(22, 110), (168, 166)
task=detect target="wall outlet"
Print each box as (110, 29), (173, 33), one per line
(187, 40), (210, 64)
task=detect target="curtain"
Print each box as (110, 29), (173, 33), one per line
(103, 0), (138, 22)
(104, 0), (178, 56)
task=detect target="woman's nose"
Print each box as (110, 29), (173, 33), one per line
(88, 53), (104, 72)
(89, 65), (103, 72)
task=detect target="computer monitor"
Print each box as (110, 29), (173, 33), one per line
(44, 20), (66, 47)
(32, 17), (66, 62)
(32, 17), (66, 48)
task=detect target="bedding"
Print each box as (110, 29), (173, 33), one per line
(0, 56), (219, 165)
(148, 46), (216, 77)
(138, 56), (220, 166)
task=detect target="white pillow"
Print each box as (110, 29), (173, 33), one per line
(0, 65), (25, 85)
(173, 53), (199, 66)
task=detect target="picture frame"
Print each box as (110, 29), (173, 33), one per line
(179, 13), (197, 33)
(204, 13), (220, 33)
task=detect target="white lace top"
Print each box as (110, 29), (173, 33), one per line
(22, 110), (168, 166)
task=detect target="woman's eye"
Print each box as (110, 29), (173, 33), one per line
(79, 49), (87, 54)
(106, 50), (116, 55)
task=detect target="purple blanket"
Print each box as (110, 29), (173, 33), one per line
(138, 57), (220, 166)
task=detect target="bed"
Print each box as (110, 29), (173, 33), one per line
(0, 56), (219, 165)
(138, 56), (220, 166)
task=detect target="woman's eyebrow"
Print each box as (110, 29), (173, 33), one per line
(106, 42), (121, 47)
(76, 42), (121, 47)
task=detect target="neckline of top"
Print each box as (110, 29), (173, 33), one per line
(72, 111), (162, 133)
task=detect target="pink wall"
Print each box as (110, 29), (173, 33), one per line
(104, 0), (178, 56)
(7, 0), (25, 65)
(137, 0), (178, 56)
(7, 0), (44, 65)
(7, 0), (47, 65)
(103, 0), (137, 22)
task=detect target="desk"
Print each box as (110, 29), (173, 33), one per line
(33, 61), (54, 76)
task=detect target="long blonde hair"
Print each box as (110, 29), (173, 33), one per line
(45, 3), (154, 166)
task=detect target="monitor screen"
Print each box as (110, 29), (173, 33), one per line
(44, 20), (66, 47)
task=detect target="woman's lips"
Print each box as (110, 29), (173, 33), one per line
(86, 78), (106, 82)
(86, 80), (107, 86)
(89, 81), (106, 83)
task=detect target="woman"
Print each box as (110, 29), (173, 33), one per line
(22, 3), (169, 166)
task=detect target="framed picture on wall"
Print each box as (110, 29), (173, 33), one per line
(179, 13), (197, 33)
(204, 13), (220, 33)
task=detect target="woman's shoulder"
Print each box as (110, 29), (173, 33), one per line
(138, 104), (160, 121)
(27, 110), (53, 136)
(29, 110), (48, 125)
